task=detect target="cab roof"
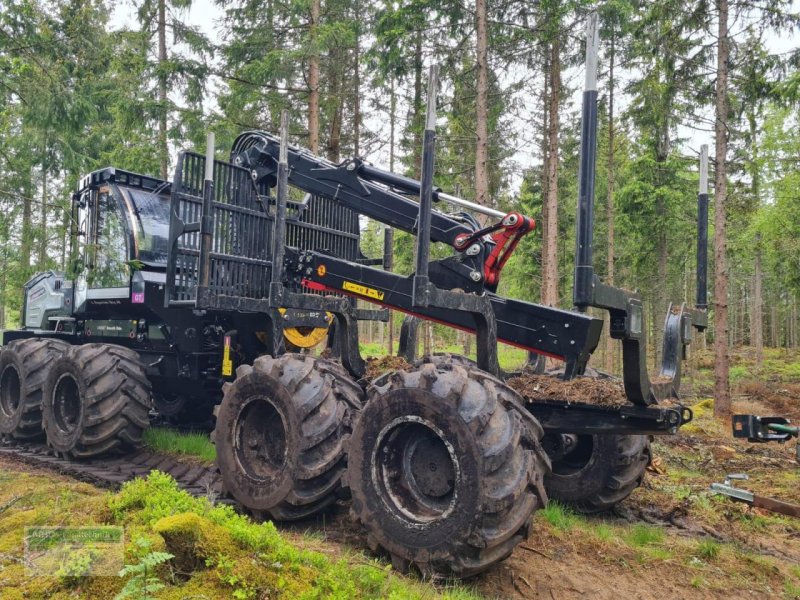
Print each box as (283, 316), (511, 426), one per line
(77, 167), (170, 196)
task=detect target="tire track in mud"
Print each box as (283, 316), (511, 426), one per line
(0, 437), (224, 499)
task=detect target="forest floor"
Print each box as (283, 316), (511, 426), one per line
(0, 347), (798, 599)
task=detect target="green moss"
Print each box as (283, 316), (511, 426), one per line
(1, 465), (477, 599)
(110, 472), (476, 598)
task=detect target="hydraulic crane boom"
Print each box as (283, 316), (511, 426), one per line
(231, 131), (536, 294)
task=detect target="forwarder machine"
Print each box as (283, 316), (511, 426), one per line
(1, 15), (709, 576)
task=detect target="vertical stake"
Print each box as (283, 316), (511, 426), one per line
(573, 11), (600, 311)
(271, 110), (289, 291)
(696, 144), (709, 310)
(198, 131), (215, 289)
(413, 64), (439, 307)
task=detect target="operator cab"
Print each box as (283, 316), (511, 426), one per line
(71, 168), (170, 313)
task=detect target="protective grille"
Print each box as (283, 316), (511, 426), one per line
(166, 151), (361, 309)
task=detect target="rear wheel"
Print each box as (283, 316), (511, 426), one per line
(347, 362), (549, 577)
(42, 344), (151, 458)
(213, 354), (363, 521)
(154, 393), (215, 425)
(0, 338), (68, 440)
(543, 433), (651, 513)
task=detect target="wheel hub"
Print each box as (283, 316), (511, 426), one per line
(53, 374), (81, 435)
(405, 433), (455, 499)
(373, 417), (459, 523)
(546, 433), (594, 475)
(0, 365), (21, 419)
(236, 398), (287, 480)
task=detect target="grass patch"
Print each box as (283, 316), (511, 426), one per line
(729, 365), (750, 382)
(784, 580), (800, 599)
(538, 501), (580, 531)
(142, 428), (216, 463)
(635, 546), (673, 563)
(694, 539), (721, 561)
(624, 524), (664, 548)
(589, 522), (614, 542)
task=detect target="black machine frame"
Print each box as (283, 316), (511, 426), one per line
(162, 19), (710, 436)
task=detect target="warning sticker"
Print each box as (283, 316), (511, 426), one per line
(222, 335), (233, 376)
(342, 281), (385, 301)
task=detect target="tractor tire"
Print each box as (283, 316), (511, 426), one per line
(0, 338), (68, 440)
(346, 362), (550, 577)
(154, 393), (215, 425)
(41, 343), (151, 458)
(543, 433), (651, 514)
(213, 354), (363, 521)
(416, 352), (477, 370)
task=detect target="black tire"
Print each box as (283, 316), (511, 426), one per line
(213, 354), (363, 521)
(154, 393), (215, 425)
(42, 343), (151, 458)
(543, 433), (651, 514)
(416, 352), (477, 370)
(346, 362), (550, 577)
(0, 338), (68, 440)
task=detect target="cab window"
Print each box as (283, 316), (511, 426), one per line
(87, 190), (130, 289)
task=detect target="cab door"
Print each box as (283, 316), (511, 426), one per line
(74, 187), (132, 313)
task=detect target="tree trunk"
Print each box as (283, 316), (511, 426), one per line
(39, 167), (47, 268)
(542, 37), (560, 308)
(21, 176), (32, 273)
(771, 304), (778, 347)
(713, 0), (730, 418)
(158, 0), (168, 180)
(655, 199), (667, 367)
(326, 57), (342, 162)
(308, 0), (320, 154)
(605, 31), (616, 374)
(475, 0), (489, 212)
(353, 10), (361, 157)
(539, 52), (549, 290)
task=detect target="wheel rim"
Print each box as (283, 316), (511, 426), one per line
(372, 416), (460, 524)
(52, 374), (81, 435)
(235, 398), (288, 480)
(0, 365), (21, 419)
(549, 434), (594, 475)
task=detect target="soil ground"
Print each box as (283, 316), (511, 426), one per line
(0, 346), (798, 599)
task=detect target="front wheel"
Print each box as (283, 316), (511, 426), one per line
(346, 362), (549, 577)
(0, 338), (68, 440)
(41, 344), (151, 458)
(543, 433), (651, 513)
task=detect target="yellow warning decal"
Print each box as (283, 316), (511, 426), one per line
(222, 335), (234, 376)
(342, 281), (385, 301)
